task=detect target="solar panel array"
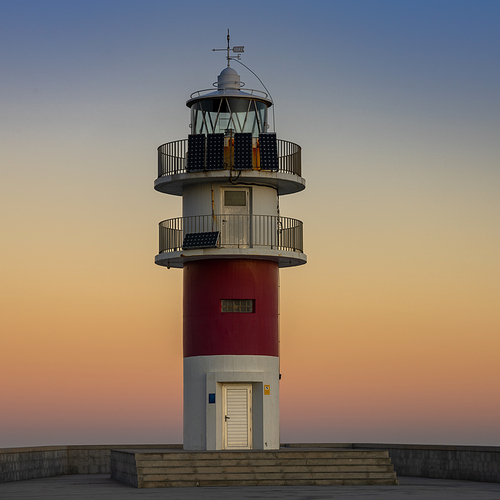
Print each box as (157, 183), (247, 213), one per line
(188, 133), (278, 172)
(234, 133), (253, 169)
(206, 133), (224, 170)
(187, 134), (205, 171)
(182, 231), (220, 249)
(259, 133), (278, 171)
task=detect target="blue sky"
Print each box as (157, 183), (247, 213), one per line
(1, 1), (500, 447)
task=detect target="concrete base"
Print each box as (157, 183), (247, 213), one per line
(183, 355), (280, 451)
(110, 447), (399, 488)
(4, 443), (498, 486)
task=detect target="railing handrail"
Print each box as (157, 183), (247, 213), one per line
(189, 88), (269, 100)
(157, 138), (301, 178)
(159, 214), (303, 254)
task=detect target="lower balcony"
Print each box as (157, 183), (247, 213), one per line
(155, 214), (306, 269)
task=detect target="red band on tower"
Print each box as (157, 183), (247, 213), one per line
(183, 259), (279, 358)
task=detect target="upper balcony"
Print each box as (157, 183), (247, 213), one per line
(155, 214), (307, 269)
(154, 137), (305, 196)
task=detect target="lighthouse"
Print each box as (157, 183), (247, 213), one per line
(155, 36), (306, 451)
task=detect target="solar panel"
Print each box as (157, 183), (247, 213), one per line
(206, 133), (224, 170)
(234, 133), (253, 169)
(187, 134), (205, 171)
(182, 231), (220, 249)
(259, 133), (278, 171)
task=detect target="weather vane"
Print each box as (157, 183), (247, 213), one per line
(212, 29), (244, 66)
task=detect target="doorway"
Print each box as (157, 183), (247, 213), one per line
(222, 384), (252, 449)
(220, 187), (250, 247)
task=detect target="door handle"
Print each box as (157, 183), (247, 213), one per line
(225, 415), (230, 421)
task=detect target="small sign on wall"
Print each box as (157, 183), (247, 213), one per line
(208, 393), (215, 404)
(264, 385), (270, 395)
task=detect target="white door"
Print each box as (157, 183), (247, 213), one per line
(223, 384), (252, 449)
(220, 188), (250, 247)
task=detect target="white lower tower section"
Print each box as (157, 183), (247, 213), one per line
(183, 355), (280, 450)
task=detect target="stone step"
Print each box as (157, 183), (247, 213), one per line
(139, 477), (399, 488)
(111, 448), (399, 488)
(136, 457), (391, 468)
(141, 471), (397, 481)
(135, 450), (391, 461)
(138, 464), (395, 475)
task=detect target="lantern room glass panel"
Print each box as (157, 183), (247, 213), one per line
(191, 98), (268, 137)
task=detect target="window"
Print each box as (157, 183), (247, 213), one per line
(221, 299), (254, 313)
(224, 190), (247, 206)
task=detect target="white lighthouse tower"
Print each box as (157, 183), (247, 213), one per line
(155, 36), (306, 451)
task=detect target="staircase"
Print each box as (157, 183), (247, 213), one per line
(111, 447), (399, 488)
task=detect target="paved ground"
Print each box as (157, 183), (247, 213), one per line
(1, 475), (500, 499)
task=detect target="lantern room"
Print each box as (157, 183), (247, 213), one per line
(187, 67), (271, 137)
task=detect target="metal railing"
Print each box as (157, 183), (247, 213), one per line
(159, 214), (303, 254)
(189, 88), (270, 100)
(157, 138), (301, 178)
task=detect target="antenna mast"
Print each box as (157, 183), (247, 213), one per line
(212, 29), (244, 66)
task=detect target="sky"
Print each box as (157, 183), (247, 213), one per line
(1, 0), (499, 448)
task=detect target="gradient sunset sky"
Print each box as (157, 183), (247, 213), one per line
(1, 0), (499, 448)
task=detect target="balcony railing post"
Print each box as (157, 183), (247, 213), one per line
(159, 214), (303, 254)
(158, 139), (301, 178)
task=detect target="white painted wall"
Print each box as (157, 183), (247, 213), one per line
(182, 183), (278, 217)
(183, 355), (280, 451)
(182, 183), (213, 217)
(250, 184), (278, 216)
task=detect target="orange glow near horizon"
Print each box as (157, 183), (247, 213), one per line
(2, 1), (500, 449)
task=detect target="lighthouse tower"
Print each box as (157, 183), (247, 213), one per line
(155, 38), (306, 451)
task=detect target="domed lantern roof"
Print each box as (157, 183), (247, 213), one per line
(217, 67), (240, 90)
(186, 66), (273, 106)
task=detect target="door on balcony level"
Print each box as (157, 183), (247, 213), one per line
(220, 187), (250, 247)
(222, 384), (252, 450)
